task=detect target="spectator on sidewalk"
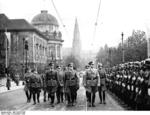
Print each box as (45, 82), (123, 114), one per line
(6, 74), (11, 90)
(14, 73), (20, 86)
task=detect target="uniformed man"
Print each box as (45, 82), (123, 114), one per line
(56, 65), (65, 104)
(30, 68), (43, 105)
(84, 61), (99, 107)
(45, 62), (58, 107)
(97, 63), (107, 104)
(41, 71), (48, 102)
(64, 63), (79, 106)
(24, 67), (32, 103)
(83, 65), (90, 102)
(142, 59), (150, 110)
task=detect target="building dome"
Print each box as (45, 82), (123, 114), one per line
(31, 10), (59, 26)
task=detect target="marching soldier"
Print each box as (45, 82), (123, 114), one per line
(64, 63), (79, 106)
(30, 68), (43, 105)
(41, 72), (48, 102)
(142, 59), (150, 110)
(84, 61), (99, 107)
(83, 65), (90, 102)
(56, 65), (65, 104)
(97, 63), (107, 104)
(45, 62), (58, 107)
(24, 68), (32, 103)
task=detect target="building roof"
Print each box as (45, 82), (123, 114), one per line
(8, 19), (35, 31)
(31, 10), (59, 26)
(0, 14), (11, 29)
(0, 14), (49, 41)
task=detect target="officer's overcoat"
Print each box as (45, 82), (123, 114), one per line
(24, 72), (32, 91)
(57, 70), (65, 93)
(84, 68), (99, 93)
(45, 70), (58, 94)
(64, 70), (79, 94)
(98, 69), (106, 91)
(30, 72), (43, 93)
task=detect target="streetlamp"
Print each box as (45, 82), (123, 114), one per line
(22, 38), (25, 80)
(121, 32), (125, 63)
(25, 40), (28, 71)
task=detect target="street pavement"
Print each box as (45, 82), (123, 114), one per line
(0, 78), (125, 111)
(0, 81), (24, 94)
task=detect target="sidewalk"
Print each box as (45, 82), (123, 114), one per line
(0, 79), (24, 94)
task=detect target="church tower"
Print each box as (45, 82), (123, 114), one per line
(72, 18), (81, 58)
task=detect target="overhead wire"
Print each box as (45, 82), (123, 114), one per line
(91, 0), (102, 47)
(50, 0), (102, 52)
(50, 0), (70, 39)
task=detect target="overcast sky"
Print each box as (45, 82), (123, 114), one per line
(1, 0), (150, 52)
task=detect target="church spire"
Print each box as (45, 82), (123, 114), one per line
(72, 18), (81, 57)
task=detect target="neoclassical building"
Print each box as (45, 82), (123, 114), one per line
(0, 11), (63, 78)
(31, 10), (64, 65)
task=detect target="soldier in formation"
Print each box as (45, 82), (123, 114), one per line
(64, 63), (79, 106)
(29, 68), (43, 105)
(56, 65), (65, 104)
(97, 63), (107, 104)
(83, 65), (90, 102)
(83, 61), (99, 107)
(106, 59), (150, 110)
(45, 62), (58, 107)
(24, 67), (32, 103)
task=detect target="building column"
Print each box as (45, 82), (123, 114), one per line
(60, 44), (62, 60)
(32, 33), (35, 66)
(55, 44), (57, 60)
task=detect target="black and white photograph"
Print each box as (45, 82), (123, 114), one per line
(0, 0), (150, 112)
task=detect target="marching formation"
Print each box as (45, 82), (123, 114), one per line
(23, 58), (150, 110)
(23, 61), (107, 108)
(106, 58), (150, 110)
(24, 62), (80, 107)
(82, 61), (107, 107)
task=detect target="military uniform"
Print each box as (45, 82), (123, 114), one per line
(84, 67), (99, 107)
(30, 70), (42, 105)
(64, 69), (79, 106)
(56, 69), (65, 103)
(24, 71), (32, 102)
(98, 68), (106, 104)
(45, 68), (58, 106)
(41, 73), (48, 102)
(83, 65), (90, 102)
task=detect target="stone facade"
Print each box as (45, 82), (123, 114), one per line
(31, 10), (63, 65)
(0, 12), (64, 78)
(4, 31), (48, 77)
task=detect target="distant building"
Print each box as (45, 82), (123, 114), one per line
(72, 18), (81, 58)
(0, 11), (63, 78)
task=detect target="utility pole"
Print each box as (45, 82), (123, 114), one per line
(5, 28), (8, 76)
(121, 32), (125, 63)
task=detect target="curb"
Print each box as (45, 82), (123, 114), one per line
(0, 81), (24, 94)
(0, 86), (24, 94)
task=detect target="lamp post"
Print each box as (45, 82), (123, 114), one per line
(25, 40), (28, 72)
(22, 38), (25, 80)
(121, 32), (125, 63)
